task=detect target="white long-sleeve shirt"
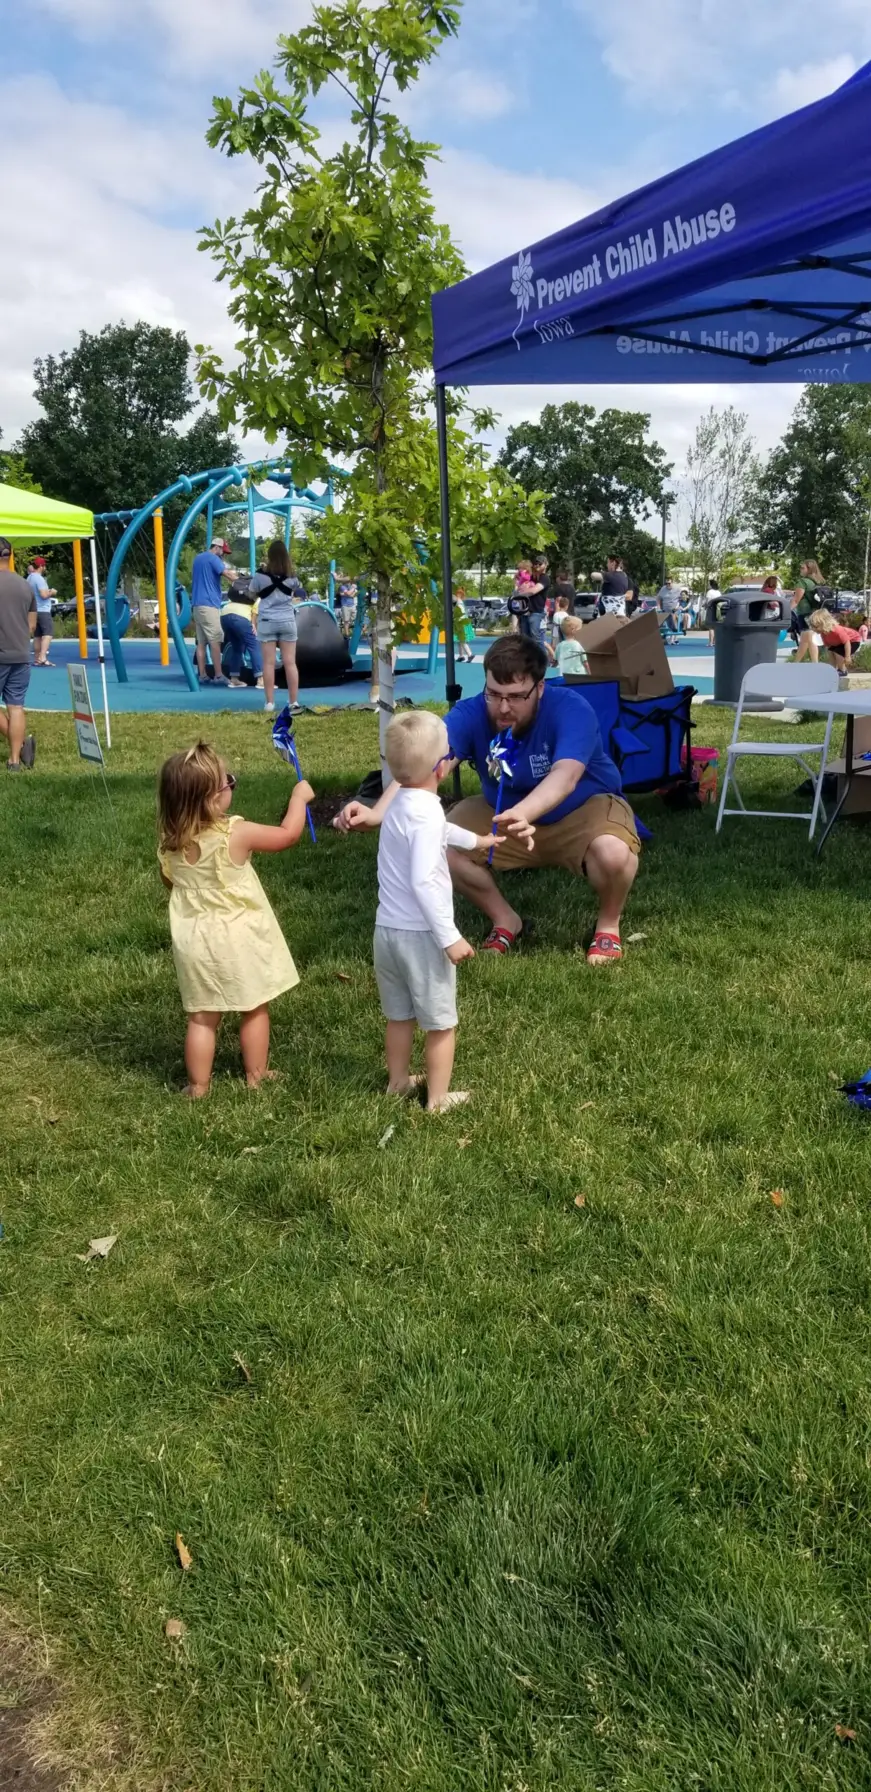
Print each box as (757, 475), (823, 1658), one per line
(375, 786), (478, 950)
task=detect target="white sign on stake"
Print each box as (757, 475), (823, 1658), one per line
(68, 664), (104, 765)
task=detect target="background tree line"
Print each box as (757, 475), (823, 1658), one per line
(5, 316), (871, 598)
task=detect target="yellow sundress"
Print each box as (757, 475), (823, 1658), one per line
(160, 816), (299, 1014)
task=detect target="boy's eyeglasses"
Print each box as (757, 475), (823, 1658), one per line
(220, 774), (237, 792)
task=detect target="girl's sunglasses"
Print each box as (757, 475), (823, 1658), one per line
(220, 773), (237, 792)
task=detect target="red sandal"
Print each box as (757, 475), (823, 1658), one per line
(481, 919), (532, 954)
(587, 931), (623, 965)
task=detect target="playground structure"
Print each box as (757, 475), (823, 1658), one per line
(94, 459), (341, 693)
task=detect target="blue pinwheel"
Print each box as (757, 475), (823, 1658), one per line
(272, 705), (316, 844)
(841, 1068), (871, 1112)
(486, 729), (522, 865)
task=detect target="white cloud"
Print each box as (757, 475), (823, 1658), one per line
(571, 0), (871, 109)
(30, 0), (305, 75)
(770, 54), (857, 114)
(0, 65), (800, 487)
(436, 68), (513, 120)
(0, 77), (248, 447)
(431, 150), (606, 271)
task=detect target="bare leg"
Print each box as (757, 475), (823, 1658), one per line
(425, 1027), (469, 1112)
(184, 1011), (220, 1096)
(240, 1004), (273, 1087)
(1, 705), (26, 766)
(584, 836), (638, 937)
(261, 641), (277, 706)
(281, 640), (299, 706)
(447, 848), (522, 936)
(385, 1019), (416, 1092)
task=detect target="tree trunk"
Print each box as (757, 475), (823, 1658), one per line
(373, 570), (395, 777)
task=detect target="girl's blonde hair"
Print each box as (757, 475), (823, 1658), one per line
(158, 742), (225, 853)
(384, 711), (449, 786)
(809, 608), (837, 633)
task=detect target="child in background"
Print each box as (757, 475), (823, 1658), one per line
(454, 587), (476, 663)
(551, 590), (571, 651)
(555, 614), (586, 677)
(809, 608), (869, 675)
(158, 741), (313, 1098)
(508, 561), (536, 634)
(374, 711), (524, 1113)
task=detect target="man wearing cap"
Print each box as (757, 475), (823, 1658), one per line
(0, 538), (37, 770)
(191, 538), (237, 686)
(27, 556), (57, 667)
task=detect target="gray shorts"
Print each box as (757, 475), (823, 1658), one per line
(373, 926), (457, 1032)
(257, 606), (298, 645)
(193, 605), (224, 648)
(35, 612), (53, 637)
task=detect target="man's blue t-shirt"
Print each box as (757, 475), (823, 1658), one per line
(445, 684), (622, 825)
(27, 572), (52, 613)
(191, 551), (224, 609)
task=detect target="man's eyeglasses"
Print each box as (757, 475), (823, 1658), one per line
(219, 773), (237, 793)
(484, 684), (538, 707)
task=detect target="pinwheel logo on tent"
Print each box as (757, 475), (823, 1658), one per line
(511, 250), (534, 347)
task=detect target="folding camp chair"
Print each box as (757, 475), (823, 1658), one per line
(715, 662), (839, 839)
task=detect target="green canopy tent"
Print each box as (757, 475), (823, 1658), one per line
(0, 483), (93, 541)
(0, 484), (110, 745)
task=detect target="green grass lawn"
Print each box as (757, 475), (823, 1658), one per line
(3, 706), (871, 1790)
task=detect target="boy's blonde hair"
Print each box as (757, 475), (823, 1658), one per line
(158, 741), (225, 852)
(561, 615), (584, 642)
(385, 710), (449, 786)
(809, 608), (837, 633)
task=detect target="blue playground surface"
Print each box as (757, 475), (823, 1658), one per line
(28, 634), (720, 716)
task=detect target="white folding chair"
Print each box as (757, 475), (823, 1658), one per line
(715, 663), (839, 839)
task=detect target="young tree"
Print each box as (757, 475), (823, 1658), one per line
(498, 401), (671, 580)
(197, 0), (550, 755)
(16, 322), (238, 516)
(680, 406), (757, 591)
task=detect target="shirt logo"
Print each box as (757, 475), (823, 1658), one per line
(529, 753), (551, 779)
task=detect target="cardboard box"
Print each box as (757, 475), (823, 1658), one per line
(564, 610), (674, 698)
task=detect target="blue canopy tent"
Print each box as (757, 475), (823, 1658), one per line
(431, 57), (871, 701)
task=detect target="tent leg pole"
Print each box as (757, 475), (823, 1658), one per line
(89, 537), (112, 750)
(436, 383), (461, 799)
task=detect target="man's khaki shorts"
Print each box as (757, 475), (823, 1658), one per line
(447, 793), (641, 877)
(193, 605), (224, 650)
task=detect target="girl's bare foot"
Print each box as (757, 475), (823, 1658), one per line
(387, 1074), (425, 1097)
(183, 1082), (210, 1100)
(247, 1068), (281, 1090)
(426, 1090), (470, 1115)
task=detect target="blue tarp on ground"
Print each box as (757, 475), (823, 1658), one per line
(432, 59), (871, 387)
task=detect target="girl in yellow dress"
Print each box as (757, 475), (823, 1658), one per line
(158, 741), (313, 1097)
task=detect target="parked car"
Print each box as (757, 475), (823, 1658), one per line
(466, 596), (509, 626)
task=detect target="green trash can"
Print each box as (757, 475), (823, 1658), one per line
(707, 586), (792, 704)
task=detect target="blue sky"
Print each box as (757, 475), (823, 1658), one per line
(2, 0), (869, 468)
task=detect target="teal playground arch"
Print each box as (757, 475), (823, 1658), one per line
(96, 459), (341, 692)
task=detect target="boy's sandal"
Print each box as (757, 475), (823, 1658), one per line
(587, 931), (623, 965)
(481, 918), (533, 954)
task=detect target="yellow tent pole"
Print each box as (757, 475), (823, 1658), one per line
(72, 538), (87, 659)
(154, 507), (169, 667)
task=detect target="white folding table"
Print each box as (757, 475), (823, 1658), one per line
(792, 690), (871, 854)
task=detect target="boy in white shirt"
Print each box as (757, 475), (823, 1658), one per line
(375, 711), (519, 1112)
